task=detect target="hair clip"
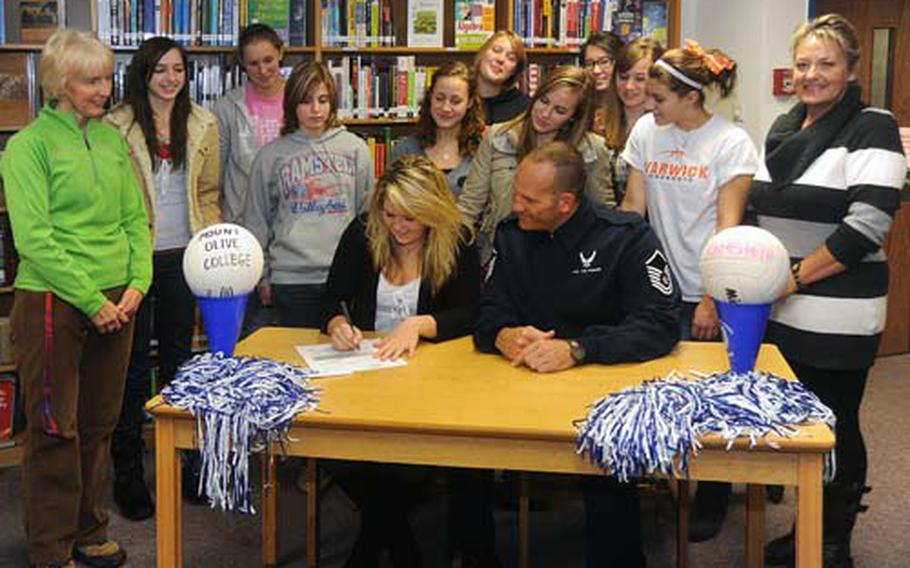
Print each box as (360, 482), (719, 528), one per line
(684, 39), (736, 76)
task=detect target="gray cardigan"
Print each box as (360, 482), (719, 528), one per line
(213, 86), (258, 224)
(389, 135), (473, 198)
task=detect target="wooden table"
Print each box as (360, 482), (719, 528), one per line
(148, 328), (834, 568)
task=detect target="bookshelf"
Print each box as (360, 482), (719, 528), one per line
(0, 0), (679, 131)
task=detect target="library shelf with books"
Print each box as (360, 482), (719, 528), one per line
(0, 0), (678, 132)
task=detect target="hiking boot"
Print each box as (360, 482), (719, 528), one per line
(73, 540), (127, 568)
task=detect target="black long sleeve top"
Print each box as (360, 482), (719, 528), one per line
(321, 216), (482, 341)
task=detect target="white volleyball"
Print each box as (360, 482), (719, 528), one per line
(700, 226), (790, 304)
(182, 223), (264, 298)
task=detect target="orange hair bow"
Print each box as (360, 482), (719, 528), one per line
(684, 39), (736, 76)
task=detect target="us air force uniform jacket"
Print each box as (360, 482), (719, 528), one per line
(475, 197), (681, 364)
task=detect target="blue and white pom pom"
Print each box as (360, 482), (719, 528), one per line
(576, 370), (836, 483)
(161, 352), (321, 513)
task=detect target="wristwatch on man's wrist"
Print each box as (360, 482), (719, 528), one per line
(568, 340), (586, 364)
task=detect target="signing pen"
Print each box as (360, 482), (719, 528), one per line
(339, 300), (360, 349)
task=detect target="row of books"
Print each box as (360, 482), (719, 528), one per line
(97, 0), (308, 47)
(511, 0), (667, 47)
(361, 128), (394, 179)
(321, 0), (395, 47)
(321, 0), (497, 49)
(328, 57), (570, 120)
(327, 55), (436, 120)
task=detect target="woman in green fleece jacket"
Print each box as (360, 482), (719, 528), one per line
(0, 31), (152, 568)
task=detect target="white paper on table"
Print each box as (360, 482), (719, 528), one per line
(295, 339), (407, 377)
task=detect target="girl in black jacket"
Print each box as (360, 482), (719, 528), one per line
(319, 155), (481, 567)
(323, 155), (481, 359)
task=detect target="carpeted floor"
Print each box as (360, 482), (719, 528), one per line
(1, 354), (908, 567)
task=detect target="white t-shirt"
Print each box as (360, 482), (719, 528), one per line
(374, 273), (421, 333)
(622, 113), (758, 301)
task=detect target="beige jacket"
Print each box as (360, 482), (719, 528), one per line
(105, 102), (221, 240)
(457, 122), (615, 264)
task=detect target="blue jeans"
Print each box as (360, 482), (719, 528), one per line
(584, 476), (646, 568)
(679, 301), (699, 340)
(113, 250), (195, 472)
(240, 291), (276, 339)
(272, 283), (325, 328)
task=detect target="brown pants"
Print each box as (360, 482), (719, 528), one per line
(11, 288), (134, 565)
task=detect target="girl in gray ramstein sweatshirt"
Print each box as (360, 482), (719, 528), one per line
(244, 61), (373, 326)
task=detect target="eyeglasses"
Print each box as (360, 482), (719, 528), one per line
(584, 57), (615, 71)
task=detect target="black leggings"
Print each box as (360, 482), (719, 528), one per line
(788, 361), (870, 487)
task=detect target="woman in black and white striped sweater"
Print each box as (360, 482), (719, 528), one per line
(750, 14), (906, 568)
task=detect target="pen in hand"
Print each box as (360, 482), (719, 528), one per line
(339, 300), (361, 350)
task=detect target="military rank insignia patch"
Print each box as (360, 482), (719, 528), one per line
(645, 250), (674, 296)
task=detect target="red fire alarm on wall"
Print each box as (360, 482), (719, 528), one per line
(773, 68), (794, 96)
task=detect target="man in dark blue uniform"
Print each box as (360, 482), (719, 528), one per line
(475, 141), (681, 567)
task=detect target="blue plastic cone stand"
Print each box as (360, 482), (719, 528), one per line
(197, 294), (249, 356)
(715, 301), (772, 374)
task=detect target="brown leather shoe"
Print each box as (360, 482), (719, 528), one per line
(73, 540), (127, 568)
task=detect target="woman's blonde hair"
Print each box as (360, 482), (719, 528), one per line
(40, 30), (114, 101)
(282, 60), (339, 135)
(791, 13), (860, 72)
(473, 30), (527, 90)
(366, 156), (473, 294)
(507, 65), (594, 160)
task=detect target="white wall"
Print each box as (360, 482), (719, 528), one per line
(680, 0), (810, 145)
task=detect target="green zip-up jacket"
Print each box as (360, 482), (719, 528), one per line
(0, 103), (153, 317)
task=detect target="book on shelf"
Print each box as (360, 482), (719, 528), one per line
(1, 0), (6, 44)
(18, 0), (64, 44)
(289, 0), (307, 46)
(407, 0), (443, 48)
(358, 127), (392, 179)
(0, 373), (15, 441)
(248, 0), (291, 43)
(98, 0), (247, 47)
(612, 0), (643, 42)
(523, 61), (558, 97)
(641, 0), (667, 46)
(454, 0), (495, 50)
